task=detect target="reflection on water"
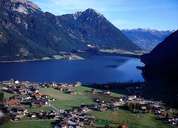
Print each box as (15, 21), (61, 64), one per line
(0, 55), (144, 84)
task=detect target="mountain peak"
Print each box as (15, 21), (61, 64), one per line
(73, 8), (103, 20)
(2, 0), (41, 14)
(83, 8), (103, 16)
(11, 0), (28, 4)
(85, 8), (98, 13)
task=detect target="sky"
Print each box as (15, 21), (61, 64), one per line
(31, 0), (178, 30)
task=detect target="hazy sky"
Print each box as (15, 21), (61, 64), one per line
(31, 0), (178, 30)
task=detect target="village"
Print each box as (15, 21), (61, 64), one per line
(0, 80), (178, 128)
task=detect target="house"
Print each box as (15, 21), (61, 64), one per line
(14, 80), (20, 84)
(91, 89), (97, 94)
(80, 106), (90, 113)
(66, 88), (77, 95)
(112, 101), (122, 107)
(1, 87), (8, 91)
(33, 99), (48, 106)
(0, 111), (5, 124)
(118, 124), (129, 128)
(33, 93), (43, 98)
(99, 104), (108, 112)
(2, 80), (14, 85)
(52, 83), (58, 88)
(128, 95), (137, 101)
(74, 82), (81, 87)
(9, 107), (28, 121)
(5, 99), (20, 106)
(103, 91), (111, 95)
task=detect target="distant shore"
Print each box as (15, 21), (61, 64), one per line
(0, 52), (142, 63)
(0, 54), (84, 63)
(0, 58), (55, 63)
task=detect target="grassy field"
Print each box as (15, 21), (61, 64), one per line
(3, 92), (15, 99)
(2, 120), (52, 128)
(3, 110), (171, 128)
(0, 85), (15, 99)
(28, 106), (53, 112)
(39, 86), (123, 109)
(39, 86), (94, 109)
(91, 110), (172, 128)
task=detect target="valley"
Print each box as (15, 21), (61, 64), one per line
(0, 0), (177, 128)
(1, 80), (177, 128)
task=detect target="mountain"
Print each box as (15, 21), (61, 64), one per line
(59, 9), (140, 51)
(141, 30), (178, 73)
(122, 29), (172, 52)
(0, 0), (140, 61)
(141, 30), (178, 107)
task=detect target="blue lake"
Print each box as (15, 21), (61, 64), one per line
(0, 55), (144, 84)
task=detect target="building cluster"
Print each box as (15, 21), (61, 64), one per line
(52, 105), (95, 128)
(92, 89), (178, 127)
(125, 95), (178, 127)
(0, 80), (178, 127)
(41, 82), (81, 95)
(0, 80), (97, 128)
(1, 80), (53, 121)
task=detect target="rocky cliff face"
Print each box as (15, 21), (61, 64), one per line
(1, 0), (41, 14)
(0, 0), (140, 61)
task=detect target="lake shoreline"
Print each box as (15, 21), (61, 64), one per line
(0, 52), (141, 63)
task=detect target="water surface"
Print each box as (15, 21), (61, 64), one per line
(0, 55), (144, 84)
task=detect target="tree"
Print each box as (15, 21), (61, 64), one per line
(0, 92), (4, 102)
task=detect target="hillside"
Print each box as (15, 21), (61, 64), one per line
(141, 30), (178, 107)
(0, 0), (140, 61)
(141, 30), (178, 72)
(122, 29), (172, 52)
